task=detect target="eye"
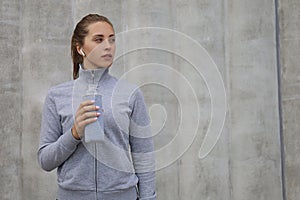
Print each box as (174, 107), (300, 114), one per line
(109, 37), (115, 44)
(94, 38), (103, 43)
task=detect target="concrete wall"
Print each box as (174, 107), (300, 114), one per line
(0, 0), (298, 199)
(0, 0), (22, 199)
(227, 0), (282, 199)
(279, 0), (300, 199)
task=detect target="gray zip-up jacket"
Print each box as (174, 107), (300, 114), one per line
(38, 66), (156, 200)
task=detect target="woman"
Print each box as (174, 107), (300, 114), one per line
(38, 14), (156, 200)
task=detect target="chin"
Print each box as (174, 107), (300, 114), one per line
(94, 61), (113, 68)
(104, 62), (113, 68)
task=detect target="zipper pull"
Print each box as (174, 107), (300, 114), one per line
(91, 70), (95, 84)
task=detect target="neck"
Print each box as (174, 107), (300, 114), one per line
(78, 64), (109, 85)
(83, 59), (108, 70)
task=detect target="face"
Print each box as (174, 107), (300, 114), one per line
(78, 21), (116, 69)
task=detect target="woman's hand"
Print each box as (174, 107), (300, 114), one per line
(72, 100), (100, 140)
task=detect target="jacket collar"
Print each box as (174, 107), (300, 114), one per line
(78, 64), (109, 85)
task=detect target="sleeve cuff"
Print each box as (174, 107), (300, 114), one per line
(139, 192), (156, 200)
(60, 128), (81, 152)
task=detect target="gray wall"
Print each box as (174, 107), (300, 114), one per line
(279, 0), (300, 199)
(0, 0), (299, 199)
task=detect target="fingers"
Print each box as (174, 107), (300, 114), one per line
(76, 100), (100, 121)
(76, 110), (100, 124)
(76, 116), (98, 129)
(78, 100), (99, 113)
(74, 100), (102, 137)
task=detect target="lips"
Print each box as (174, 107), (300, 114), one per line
(101, 54), (112, 58)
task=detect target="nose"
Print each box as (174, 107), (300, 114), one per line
(103, 39), (112, 50)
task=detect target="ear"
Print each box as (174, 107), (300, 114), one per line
(76, 44), (83, 56)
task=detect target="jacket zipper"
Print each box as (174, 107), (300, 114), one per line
(91, 70), (98, 198)
(95, 144), (98, 198)
(91, 70), (95, 84)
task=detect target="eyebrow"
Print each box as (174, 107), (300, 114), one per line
(92, 34), (115, 37)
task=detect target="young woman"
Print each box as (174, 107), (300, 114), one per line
(38, 14), (156, 200)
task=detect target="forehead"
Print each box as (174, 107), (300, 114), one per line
(87, 21), (114, 36)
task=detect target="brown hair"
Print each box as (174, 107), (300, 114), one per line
(71, 14), (114, 79)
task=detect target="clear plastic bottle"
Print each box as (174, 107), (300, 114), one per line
(82, 84), (104, 143)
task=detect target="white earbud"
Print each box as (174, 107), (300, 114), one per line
(80, 48), (85, 57)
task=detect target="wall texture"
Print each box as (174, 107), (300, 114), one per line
(0, 0), (22, 200)
(0, 0), (299, 199)
(279, 0), (300, 199)
(227, 0), (282, 199)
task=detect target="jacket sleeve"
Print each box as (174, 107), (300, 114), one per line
(129, 89), (156, 200)
(37, 89), (81, 172)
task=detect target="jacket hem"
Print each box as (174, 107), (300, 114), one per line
(57, 186), (138, 200)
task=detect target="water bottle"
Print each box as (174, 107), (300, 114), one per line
(82, 84), (104, 143)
